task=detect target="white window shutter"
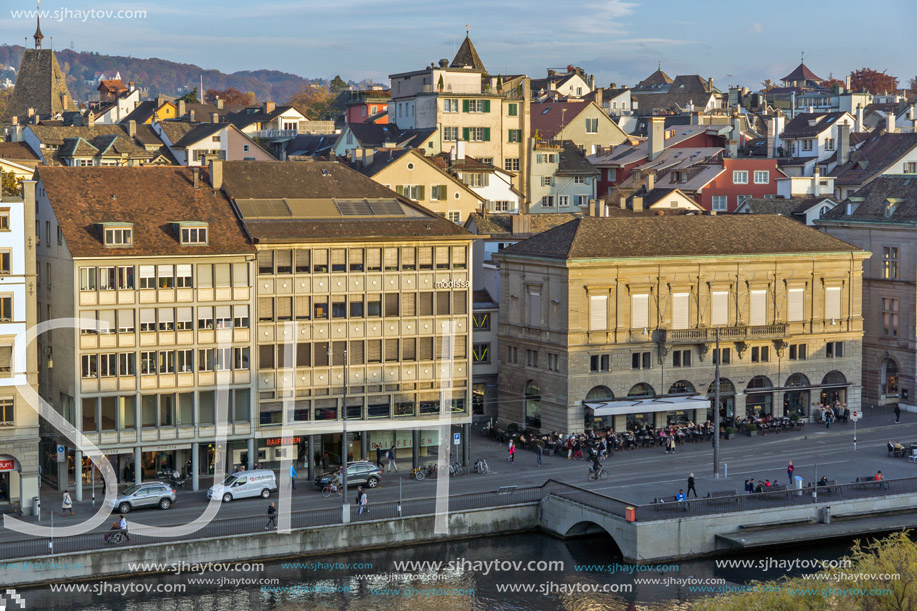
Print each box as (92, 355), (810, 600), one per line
(672, 293), (689, 329)
(589, 295), (607, 331)
(788, 288), (804, 322)
(750, 290), (767, 326)
(825, 287), (841, 320)
(632, 294), (648, 328)
(712, 292), (728, 326)
(529, 292), (541, 327)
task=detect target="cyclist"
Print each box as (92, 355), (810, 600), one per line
(327, 472), (341, 494)
(589, 453), (603, 479)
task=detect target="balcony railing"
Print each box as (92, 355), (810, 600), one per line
(661, 324), (787, 343)
(252, 129), (299, 139)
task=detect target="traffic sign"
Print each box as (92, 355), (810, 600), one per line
(56, 445), (66, 463)
(453, 433), (461, 445)
(851, 411), (860, 422)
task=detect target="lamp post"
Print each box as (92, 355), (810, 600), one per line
(330, 344), (349, 509)
(713, 327), (721, 478)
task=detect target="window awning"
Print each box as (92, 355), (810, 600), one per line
(584, 395), (711, 417)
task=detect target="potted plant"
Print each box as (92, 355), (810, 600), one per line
(507, 423), (519, 434)
(747, 422), (758, 437)
(789, 413), (800, 422)
(725, 426), (735, 440)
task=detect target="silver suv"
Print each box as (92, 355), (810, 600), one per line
(109, 482), (176, 513)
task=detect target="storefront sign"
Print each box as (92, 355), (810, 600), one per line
(0, 459), (16, 472)
(434, 279), (469, 289)
(368, 430), (441, 450)
(141, 444), (192, 453)
(265, 436), (303, 447)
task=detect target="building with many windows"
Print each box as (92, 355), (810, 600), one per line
(216, 161), (475, 471)
(0, 189), (39, 514)
(34, 166), (256, 498)
(494, 215), (867, 434)
(818, 176), (917, 410)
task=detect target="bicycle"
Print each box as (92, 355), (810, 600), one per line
(321, 483), (343, 497)
(410, 463), (437, 480)
(588, 465), (608, 481)
(472, 458), (490, 474)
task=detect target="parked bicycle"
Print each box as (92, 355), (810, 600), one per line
(410, 463), (437, 480)
(449, 461), (466, 477)
(472, 458), (490, 474)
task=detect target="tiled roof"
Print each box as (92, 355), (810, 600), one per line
(121, 101), (157, 124)
(351, 148), (413, 177)
(1, 49), (76, 121)
(27, 124), (172, 165)
(781, 112), (848, 138)
(738, 197), (806, 216)
(829, 133), (917, 186)
(166, 122), (226, 148)
(464, 213), (580, 237)
(557, 141), (598, 175)
(668, 75), (712, 95)
(631, 92), (716, 115)
(589, 126), (724, 167)
(530, 101), (591, 139)
(225, 105), (299, 129)
(284, 134), (336, 157)
(637, 68), (673, 88)
(498, 214), (860, 260)
(781, 62), (822, 83)
(0, 141), (40, 162)
(36, 166), (254, 257)
(465, 213), (512, 235)
(450, 34), (486, 72)
(820, 176), (917, 224)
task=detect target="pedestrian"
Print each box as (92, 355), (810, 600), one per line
(894, 404), (901, 424)
(386, 445), (398, 472)
(289, 463), (298, 490)
(118, 514), (131, 541)
(376, 445), (384, 468)
(787, 461), (795, 485)
(667, 436), (676, 455)
(265, 502), (277, 529)
(508, 440), (516, 463)
(825, 408), (831, 429)
(687, 473), (697, 498)
(62, 491), (74, 516)
(536, 442), (543, 466)
(743, 479), (750, 494)
(357, 486), (369, 514)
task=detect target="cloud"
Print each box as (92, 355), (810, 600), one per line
(565, 0), (638, 36)
(746, 22), (764, 35)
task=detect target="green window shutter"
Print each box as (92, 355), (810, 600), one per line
(462, 127), (470, 141)
(483, 127), (490, 142)
(462, 99), (470, 113)
(482, 100), (491, 113)
(417, 185), (425, 201)
(395, 185), (404, 196)
(508, 103), (518, 117)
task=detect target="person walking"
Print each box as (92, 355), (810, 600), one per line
(894, 404), (901, 424)
(265, 502), (277, 530)
(508, 440), (516, 463)
(62, 491), (74, 516)
(787, 461), (795, 485)
(386, 445), (398, 472)
(824, 408), (831, 429)
(536, 442), (543, 467)
(667, 436), (676, 455)
(376, 445), (384, 468)
(357, 486), (368, 514)
(118, 515), (131, 541)
(289, 463), (298, 490)
(687, 473), (698, 498)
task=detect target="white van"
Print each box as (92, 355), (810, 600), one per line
(207, 470), (277, 503)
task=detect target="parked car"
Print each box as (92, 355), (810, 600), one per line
(314, 461), (383, 489)
(108, 482), (176, 514)
(208, 469), (278, 503)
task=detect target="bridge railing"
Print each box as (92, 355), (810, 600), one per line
(541, 480), (632, 518)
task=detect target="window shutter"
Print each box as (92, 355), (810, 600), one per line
(403, 338), (416, 360)
(672, 293), (689, 329)
(462, 99), (470, 113)
(158, 308), (174, 326)
(453, 291), (467, 316)
(416, 185), (425, 201)
(258, 297), (273, 320)
(385, 339), (399, 362)
(589, 295), (607, 331)
(295, 249), (310, 273)
(119, 310), (134, 331)
(452, 246), (466, 268)
(368, 340), (382, 362)
(482, 100), (491, 113)
(313, 249), (328, 270)
(177, 307), (193, 325)
(529, 292), (541, 327)
(402, 293), (415, 316)
(418, 247), (433, 269)
(295, 296), (310, 319)
(366, 248), (381, 270)
(462, 128), (470, 142)
(140, 308), (155, 326)
(631, 294), (648, 328)
(712, 292), (728, 326)
(436, 292), (450, 315)
(788, 289), (804, 322)
(419, 292), (433, 315)
(825, 287), (841, 320)
(275, 249), (292, 272)
(401, 247), (415, 269)
(419, 337), (433, 360)
(330, 249), (346, 268)
(213, 264), (231, 287)
(483, 127), (490, 141)
(0, 346), (11, 370)
(348, 340), (364, 365)
(197, 264), (213, 288)
(750, 290), (767, 326)
(257, 251), (272, 274)
(395, 185), (404, 196)
(277, 297), (292, 320)
(435, 246), (449, 268)
(384, 248), (398, 270)
(99, 310), (116, 333)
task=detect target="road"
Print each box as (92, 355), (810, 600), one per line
(5, 414), (914, 542)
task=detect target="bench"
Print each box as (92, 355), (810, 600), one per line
(652, 496), (687, 511)
(496, 486), (518, 495)
(855, 476), (886, 490)
(760, 484), (790, 498)
(707, 489), (738, 503)
(813, 479), (839, 495)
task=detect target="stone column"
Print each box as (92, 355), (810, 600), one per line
(247, 438), (255, 470)
(360, 432), (368, 461)
(191, 442), (199, 491)
(462, 423), (470, 466)
(133, 446), (142, 485)
(412, 430), (420, 469)
(307, 436), (315, 481)
(74, 450), (83, 502)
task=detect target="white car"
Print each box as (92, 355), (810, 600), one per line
(207, 470), (277, 503)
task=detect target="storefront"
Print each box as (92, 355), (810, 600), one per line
(745, 376), (774, 418)
(584, 395), (711, 430)
(783, 373), (811, 418)
(0, 456), (17, 509)
(820, 371), (849, 406)
(706, 378), (735, 423)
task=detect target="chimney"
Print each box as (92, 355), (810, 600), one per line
(594, 88), (603, 108)
(178, 99), (186, 118)
(886, 113), (895, 134)
(766, 117), (776, 159)
(129, 81), (135, 92)
(646, 172), (654, 192)
(648, 116), (664, 161)
(707, 77), (714, 92)
(87, 113), (95, 127)
(911, 104), (917, 132)
(728, 115), (742, 158)
(192, 167), (201, 189)
(263, 101), (276, 114)
(27, 107), (35, 118)
(813, 166), (821, 195)
(209, 159), (223, 190)
(598, 198), (606, 217)
(361, 148), (375, 168)
(855, 104), (864, 132)
(633, 196), (643, 212)
(456, 140), (466, 161)
(589, 198), (598, 216)
(128, 119), (136, 139)
(10, 116), (17, 126)
(61, 94), (69, 109)
(189, 109), (196, 123)
(619, 196), (627, 209)
(216, 99), (224, 110)
(211, 112), (220, 124)
(838, 123), (850, 167)
(845, 75), (851, 90)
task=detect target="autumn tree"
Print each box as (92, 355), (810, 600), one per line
(849, 67), (899, 94)
(1, 171), (23, 197)
(286, 84), (333, 120)
(821, 73), (844, 91)
(204, 87), (256, 106)
(760, 79), (775, 92)
(909, 75), (917, 92)
(329, 75), (348, 94)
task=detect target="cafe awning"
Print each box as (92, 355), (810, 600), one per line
(584, 395), (710, 417)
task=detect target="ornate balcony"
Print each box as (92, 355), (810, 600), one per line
(659, 324), (787, 344)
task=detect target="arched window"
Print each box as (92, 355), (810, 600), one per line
(668, 380), (696, 396)
(627, 383), (656, 399)
(785, 373), (810, 388)
(706, 378), (735, 395)
(524, 381), (541, 429)
(880, 360), (898, 396)
(746, 376), (774, 417)
(821, 371), (847, 386)
(746, 375), (773, 390)
(585, 386), (614, 401)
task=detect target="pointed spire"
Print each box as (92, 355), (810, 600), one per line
(450, 29), (486, 72)
(34, 0), (44, 49)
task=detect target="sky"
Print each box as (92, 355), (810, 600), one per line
(2, 0), (915, 89)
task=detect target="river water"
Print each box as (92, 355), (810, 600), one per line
(23, 532), (853, 610)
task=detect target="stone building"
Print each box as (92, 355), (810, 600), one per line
(495, 214), (867, 434)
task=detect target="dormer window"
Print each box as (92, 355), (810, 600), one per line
(99, 223), (133, 247)
(177, 222), (208, 245)
(884, 199), (901, 218)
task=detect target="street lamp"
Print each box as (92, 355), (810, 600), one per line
(713, 326), (721, 478)
(330, 344), (349, 509)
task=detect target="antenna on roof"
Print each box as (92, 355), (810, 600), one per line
(801, 50), (805, 63)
